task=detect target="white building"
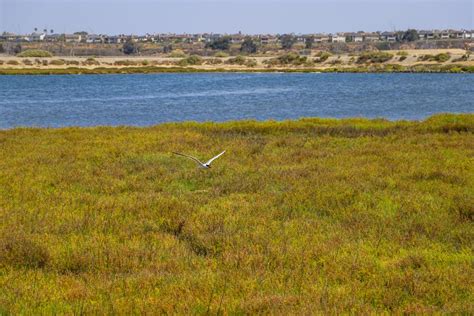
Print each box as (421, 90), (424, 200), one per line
(29, 32), (46, 41)
(381, 32), (397, 42)
(86, 34), (103, 43)
(330, 34), (346, 43)
(348, 33), (363, 42)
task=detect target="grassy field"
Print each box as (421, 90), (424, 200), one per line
(0, 114), (473, 314)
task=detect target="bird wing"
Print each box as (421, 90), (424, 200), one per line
(173, 152), (204, 166)
(205, 150), (226, 165)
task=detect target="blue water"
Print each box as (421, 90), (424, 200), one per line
(0, 73), (473, 128)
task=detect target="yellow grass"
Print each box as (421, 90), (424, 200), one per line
(0, 114), (473, 314)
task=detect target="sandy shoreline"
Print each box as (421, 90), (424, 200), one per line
(0, 49), (474, 75)
(1, 49), (472, 73)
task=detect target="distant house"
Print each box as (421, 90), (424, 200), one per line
(295, 36), (306, 44)
(451, 31), (464, 39)
(463, 31), (472, 39)
(65, 34), (82, 43)
(347, 33), (363, 42)
(230, 35), (244, 44)
(44, 34), (62, 42)
(204, 33), (222, 43)
(86, 34), (103, 43)
(192, 34), (204, 43)
(440, 31), (450, 39)
(259, 35), (278, 45)
(129, 36), (140, 43)
(0, 32), (21, 41)
(313, 34), (330, 43)
(104, 36), (126, 44)
(137, 35), (156, 42)
(29, 32), (46, 41)
(381, 32), (397, 42)
(418, 30), (435, 40)
(363, 33), (380, 42)
(330, 34), (346, 43)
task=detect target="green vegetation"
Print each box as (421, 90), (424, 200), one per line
(0, 114), (473, 314)
(206, 36), (231, 50)
(113, 60), (153, 67)
(329, 59), (343, 65)
(214, 51), (229, 58)
(401, 29), (419, 42)
(114, 60), (141, 66)
(280, 34), (297, 50)
(6, 60), (19, 65)
(49, 59), (66, 66)
(314, 51), (332, 63)
(240, 37), (258, 54)
(16, 49), (53, 58)
(122, 39), (140, 55)
(178, 55), (204, 66)
(305, 36), (315, 49)
(22, 59), (33, 66)
(224, 56), (257, 67)
(204, 58), (223, 65)
(82, 58), (100, 66)
(357, 51), (393, 63)
(1, 63), (474, 75)
(396, 51), (408, 62)
(265, 52), (309, 66)
(397, 51), (409, 57)
(13, 44), (22, 55)
(452, 52), (470, 63)
(418, 53), (451, 63)
(244, 59), (257, 67)
(65, 60), (80, 66)
(169, 49), (187, 58)
(225, 55), (247, 65)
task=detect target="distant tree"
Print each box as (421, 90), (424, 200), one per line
(34, 27), (38, 32)
(163, 44), (173, 54)
(240, 37), (257, 54)
(50, 29), (54, 34)
(43, 29), (47, 33)
(122, 39), (139, 55)
(305, 36), (315, 49)
(280, 34), (296, 50)
(0, 43), (4, 53)
(74, 31), (88, 36)
(13, 43), (22, 54)
(205, 36), (231, 50)
(402, 29), (419, 42)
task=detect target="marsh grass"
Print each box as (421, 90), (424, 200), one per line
(1, 64), (473, 75)
(16, 49), (53, 58)
(0, 114), (473, 314)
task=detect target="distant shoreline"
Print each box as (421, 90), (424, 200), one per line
(1, 64), (474, 75)
(1, 48), (473, 74)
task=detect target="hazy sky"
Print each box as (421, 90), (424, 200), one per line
(1, 0), (473, 34)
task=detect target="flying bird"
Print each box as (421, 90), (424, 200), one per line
(173, 150), (226, 169)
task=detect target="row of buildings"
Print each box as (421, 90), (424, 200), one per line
(1, 29), (473, 45)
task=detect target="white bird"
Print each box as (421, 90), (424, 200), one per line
(173, 150), (226, 169)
